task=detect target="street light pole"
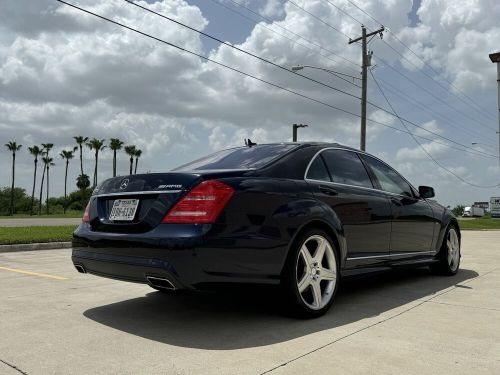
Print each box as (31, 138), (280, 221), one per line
(489, 52), (500, 173)
(292, 124), (308, 142)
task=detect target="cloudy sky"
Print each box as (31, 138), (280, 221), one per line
(1, 0), (499, 207)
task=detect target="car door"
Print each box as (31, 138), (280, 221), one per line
(306, 149), (392, 259)
(360, 154), (436, 254)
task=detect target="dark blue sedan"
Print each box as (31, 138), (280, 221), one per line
(72, 143), (460, 317)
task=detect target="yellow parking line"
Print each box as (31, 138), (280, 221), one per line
(0, 266), (67, 280)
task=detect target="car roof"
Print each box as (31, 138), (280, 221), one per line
(243, 142), (359, 152)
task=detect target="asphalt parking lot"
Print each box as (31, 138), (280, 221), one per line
(1, 231), (499, 375)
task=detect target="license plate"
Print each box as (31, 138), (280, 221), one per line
(109, 199), (139, 221)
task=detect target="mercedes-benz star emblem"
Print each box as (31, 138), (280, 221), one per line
(120, 179), (129, 190)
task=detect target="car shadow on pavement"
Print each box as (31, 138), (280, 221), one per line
(83, 268), (478, 349)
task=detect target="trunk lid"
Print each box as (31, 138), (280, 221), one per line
(87, 170), (251, 233)
(88, 173), (202, 233)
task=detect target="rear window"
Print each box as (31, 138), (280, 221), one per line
(173, 144), (298, 171)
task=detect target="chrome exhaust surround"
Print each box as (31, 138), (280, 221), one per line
(146, 276), (176, 290)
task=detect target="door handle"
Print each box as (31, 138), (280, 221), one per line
(391, 198), (403, 206)
(319, 185), (338, 196)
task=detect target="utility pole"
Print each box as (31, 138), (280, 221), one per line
(292, 124), (308, 142)
(349, 26), (384, 151)
(489, 52), (500, 174)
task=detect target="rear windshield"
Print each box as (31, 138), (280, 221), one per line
(173, 144), (298, 171)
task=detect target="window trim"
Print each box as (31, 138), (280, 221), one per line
(359, 153), (418, 199)
(304, 147), (420, 199)
(316, 148), (376, 189)
(306, 153), (332, 182)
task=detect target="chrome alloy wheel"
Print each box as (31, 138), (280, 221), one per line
(296, 234), (337, 310)
(447, 227), (460, 272)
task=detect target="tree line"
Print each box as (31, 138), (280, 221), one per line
(4, 137), (143, 216)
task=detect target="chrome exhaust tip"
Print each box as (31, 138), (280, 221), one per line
(74, 264), (87, 274)
(146, 276), (176, 290)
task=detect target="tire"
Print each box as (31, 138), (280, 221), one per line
(282, 229), (340, 318)
(430, 224), (460, 275)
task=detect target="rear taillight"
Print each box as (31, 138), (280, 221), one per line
(82, 202), (90, 223)
(162, 180), (234, 224)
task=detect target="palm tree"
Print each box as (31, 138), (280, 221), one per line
(74, 136), (88, 176)
(124, 145), (136, 176)
(76, 174), (90, 191)
(60, 149), (76, 213)
(86, 138), (106, 187)
(38, 151), (47, 215)
(28, 145), (42, 216)
(39, 143), (53, 215)
(134, 148), (142, 174)
(5, 141), (22, 216)
(109, 138), (124, 177)
(42, 156), (55, 215)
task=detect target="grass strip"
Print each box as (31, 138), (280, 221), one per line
(0, 226), (78, 245)
(458, 218), (500, 230)
(0, 212), (83, 219)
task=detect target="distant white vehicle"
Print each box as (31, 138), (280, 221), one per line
(491, 197), (500, 219)
(463, 206), (485, 217)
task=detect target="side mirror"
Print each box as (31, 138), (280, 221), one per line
(418, 186), (435, 199)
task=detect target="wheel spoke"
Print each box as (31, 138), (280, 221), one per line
(298, 274), (310, 293)
(314, 238), (327, 262)
(448, 250), (453, 264)
(447, 240), (452, 250)
(320, 267), (336, 281)
(300, 246), (313, 269)
(311, 282), (322, 308)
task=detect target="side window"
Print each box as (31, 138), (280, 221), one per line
(321, 150), (373, 188)
(306, 155), (331, 181)
(362, 155), (414, 197)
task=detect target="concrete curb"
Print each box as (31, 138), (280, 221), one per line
(0, 242), (72, 253)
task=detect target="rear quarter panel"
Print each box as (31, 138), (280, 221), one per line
(197, 178), (345, 278)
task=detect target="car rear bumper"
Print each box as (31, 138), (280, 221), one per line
(72, 223), (284, 289)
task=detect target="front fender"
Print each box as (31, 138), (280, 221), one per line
(434, 208), (461, 253)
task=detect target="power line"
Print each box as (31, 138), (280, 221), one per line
(210, 0), (360, 70)
(375, 55), (498, 132)
(322, 0), (362, 26)
(124, 0), (367, 103)
(344, 0), (380, 28)
(336, 0), (498, 124)
(56, 0), (497, 161)
(376, 75), (495, 143)
(385, 31), (498, 122)
(370, 69), (500, 188)
(52, 1), (380, 133)
(286, 0), (352, 40)
(302, 0), (499, 140)
(125, 0), (497, 157)
(379, 37), (498, 125)
(217, 0), (495, 142)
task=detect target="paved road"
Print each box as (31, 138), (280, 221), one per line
(0, 231), (499, 374)
(0, 218), (82, 227)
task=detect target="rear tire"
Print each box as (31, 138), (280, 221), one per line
(282, 229), (340, 318)
(430, 225), (460, 275)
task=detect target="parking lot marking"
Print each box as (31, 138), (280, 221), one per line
(0, 266), (67, 280)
